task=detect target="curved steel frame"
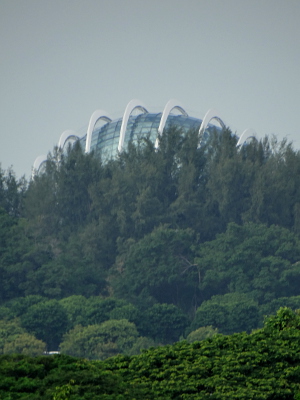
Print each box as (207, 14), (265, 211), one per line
(158, 99), (188, 135)
(118, 99), (148, 152)
(32, 155), (47, 177)
(85, 110), (112, 153)
(236, 128), (257, 147)
(155, 99), (188, 148)
(33, 100), (261, 173)
(58, 130), (80, 150)
(198, 108), (226, 141)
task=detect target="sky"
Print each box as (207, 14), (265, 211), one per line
(1, 0), (299, 178)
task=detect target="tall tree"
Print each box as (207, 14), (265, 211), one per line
(0, 166), (27, 217)
(195, 222), (300, 303)
(112, 226), (199, 311)
(20, 299), (68, 350)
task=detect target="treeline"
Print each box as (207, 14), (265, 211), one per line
(1, 127), (300, 356)
(1, 308), (300, 399)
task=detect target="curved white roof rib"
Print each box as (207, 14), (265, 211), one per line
(158, 99), (188, 135)
(85, 110), (112, 153)
(32, 155), (47, 177)
(118, 99), (148, 152)
(236, 128), (257, 147)
(198, 108), (226, 146)
(155, 99), (188, 148)
(58, 130), (80, 150)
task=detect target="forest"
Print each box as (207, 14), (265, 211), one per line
(1, 307), (300, 399)
(1, 126), (300, 358)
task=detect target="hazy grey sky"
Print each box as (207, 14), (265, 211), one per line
(1, 0), (299, 178)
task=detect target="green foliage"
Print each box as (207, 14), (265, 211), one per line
(0, 318), (46, 357)
(38, 234), (108, 298)
(260, 295), (300, 318)
(126, 336), (156, 356)
(196, 222), (300, 303)
(0, 354), (143, 399)
(190, 293), (260, 335)
(52, 379), (79, 400)
(60, 319), (139, 360)
(82, 297), (128, 326)
(1, 309), (300, 399)
(3, 128), (300, 364)
(263, 306), (300, 332)
(186, 325), (219, 342)
(25, 143), (103, 236)
(3, 333), (46, 356)
(138, 303), (189, 344)
(0, 319), (25, 353)
(59, 295), (88, 329)
(0, 209), (36, 302)
(0, 167), (27, 217)
(20, 300), (69, 350)
(4, 295), (48, 317)
(106, 308), (300, 399)
(108, 303), (140, 325)
(59, 296), (136, 331)
(112, 226), (199, 310)
(0, 306), (11, 320)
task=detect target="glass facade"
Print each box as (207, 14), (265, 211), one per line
(79, 112), (222, 161)
(33, 102), (231, 176)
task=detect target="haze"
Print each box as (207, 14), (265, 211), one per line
(0, 0), (299, 178)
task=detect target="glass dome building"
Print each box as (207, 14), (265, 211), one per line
(33, 99), (256, 175)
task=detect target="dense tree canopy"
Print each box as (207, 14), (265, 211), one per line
(195, 222), (300, 303)
(1, 308), (300, 399)
(1, 126), (300, 359)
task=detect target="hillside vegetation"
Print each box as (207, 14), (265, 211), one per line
(1, 127), (300, 356)
(1, 308), (300, 399)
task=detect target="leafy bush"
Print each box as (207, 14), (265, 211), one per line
(189, 293), (260, 335)
(20, 300), (68, 350)
(60, 319), (139, 359)
(186, 325), (219, 342)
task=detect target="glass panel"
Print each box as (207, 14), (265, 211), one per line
(85, 113), (208, 156)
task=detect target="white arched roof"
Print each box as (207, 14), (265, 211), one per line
(236, 128), (257, 147)
(155, 99), (188, 148)
(32, 155), (47, 177)
(198, 108), (226, 137)
(85, 110), (112, 153)
(158, 99), (188, 135)
(118, 99), (148, 152)
(58, 130), (80, 150)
